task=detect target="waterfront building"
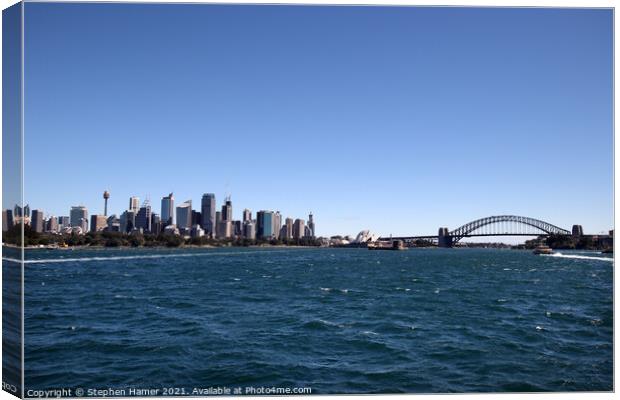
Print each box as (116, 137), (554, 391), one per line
(293, 219), (305, 239)
(90, 215), (107, 232)
(120, 210), (135, 233)
(257, 210), (275, 239)
(70, 206), (88, 227)
(274, 212), (282, 239)
(31, 209), (44, 233)
(46, 216), (58, 233)
(201, 193), (216, 235)
(243, 221), (256, 240)
(2, 209), (14, 231)
(14, 204), (31, 225)
(176, 200), (192, 230)
(233, 220), (242, 236)
(106, 214), (120, 232)
(58, 216), (70, 229)
(304, 225), (312, 238)
(191, 224), (205, 238)
(135, 201), (152, 232)
(216, 211), (222, 224)
(151, 213), (162, 235)
(161, 193), (175, 225)
(163, 224), (180, 236)
(129, 197), (140, 214)
(243, 209), (252, 223)
(192, 210), (202, 227)
(217, 220), (232, 239)
(279, 225), (287, 240)
(222, 196), (233, 221)
(284, 217), (294, 240)
(308, 212), (315, 238)
(78, 217), (89, 233)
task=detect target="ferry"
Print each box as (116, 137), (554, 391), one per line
(368, 240), (407, 251)
(533, 245), (554, 255)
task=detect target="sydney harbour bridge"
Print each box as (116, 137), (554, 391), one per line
(380, 215), (575, 248)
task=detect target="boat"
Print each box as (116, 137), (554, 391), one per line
(368, 240), (407, 251)
(533, 245), (554, 255)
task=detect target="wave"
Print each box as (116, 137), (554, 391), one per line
(2, 249), (283, 265)
(542, 252), (614, 262)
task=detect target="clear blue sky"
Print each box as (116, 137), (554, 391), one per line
(21, 3), (613, 238)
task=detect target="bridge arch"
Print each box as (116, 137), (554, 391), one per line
(449, 215), (571, 243)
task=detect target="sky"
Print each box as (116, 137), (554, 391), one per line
(17, 3), (613, 238)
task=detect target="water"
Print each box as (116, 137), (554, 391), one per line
(13, 247), (613, 393)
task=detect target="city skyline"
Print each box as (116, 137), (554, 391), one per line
(11, 4), (614, 237)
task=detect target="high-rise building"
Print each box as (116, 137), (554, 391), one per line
(120, 210), (135, 233)
(2, 209), (14, 231)
(90, 215), (107, 232)
(135, 201), (152, 233)
(257, 210), (275, 239)
(151, 213), (162, 235)
(107, 215), (120, 232)
(243, 221), (256, 240)
(31, 209), (44, 233)
(161, 193), (174, 225)
(129, 197), (140, 214)
(216, 220), (232, 239)
(233, 220), (242, 236)
(70, 206), (88, 227)
(201, 193), (216, 235)
(284, 217), (294, 240)
(222, 196), (232, 221)
(191, 225), (205, 238)
(176, 200), (192, 230)
(78, 218), (89, 233)
(192, 210), (202, 227)
(216, 211), (222, 224)
(243, 209), (252, 223)
(308, 212), (315, 238)
(58, 216), (70, 229)
(273, 212), (282, 239)
(46, 216), (58, 233)
(14, 204), (31, 225)
(293, 219), (306, 239)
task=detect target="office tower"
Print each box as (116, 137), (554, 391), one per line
(46, 216), (58, 233)
(284, 218), (294, 240)
(135, 201), (152, 232)
(129, 196), (140, 214)
(217, 220), (232, 239)
(273, 211), (281, 239)
(70, 206), (88, 227)
(90, 215), (107, 232)
(107, 214), (120, 232)
(243, 221), (256, 240)
(161, 193), (174, 225)
(103, 190), (110, 216)
(216, 211), (222, 224)
(201, 193), (216, 235)
(78, 218), (89, 233)
(58, 216), (70, 229)
(31, 209), (44, 233)
(120, 210), (135, 233)
(13, 204), (31, 225)
(304, 225), (312, 238)
(222, 196), (232, 221)
(279, 225), (287, 240)
(176, 200), (192, 230)
(293, 219), (305, 239)
(308, 212), (315, 237)
(243, 209), (252, 223)
(151, 213), (162, 235)
(192, 210), (202, 227)
(3, 209), (14, 231)
(233, 220), (242, 236)
(256, 210), (275, 239)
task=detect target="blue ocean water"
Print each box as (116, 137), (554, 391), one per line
(18, 247), (613, 393)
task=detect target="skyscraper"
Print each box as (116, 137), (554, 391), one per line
(120, 210), (135, 233)
(135, 201), (152, 232)
(293, 219), (306, 240)
(273, 211), (282, 239)
(176, 200), (192, 230)
(243, 221), (256, 240)
(222, 196), (232, 221)
(70, 206), (88, 227)
(46, 216), (58, 233)
(284, 217), (294, 240)
(90, 215), (107, 232)
(2, 209), (14, 231)
(129, 197), (140, 214)
(161, 193), (174, 225)
(257, 210), (275, 239)
(201, 193), (216, 235)
(308, 212), (315, 238)
(31, 209), (44, 233)
(243, 209), (252, 223)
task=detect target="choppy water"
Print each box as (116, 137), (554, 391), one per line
(12, 247), (614, 393)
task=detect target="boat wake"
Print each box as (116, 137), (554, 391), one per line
(542, 252), (614, 262)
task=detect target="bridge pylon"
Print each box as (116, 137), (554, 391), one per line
(438, 227), (452, 248)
